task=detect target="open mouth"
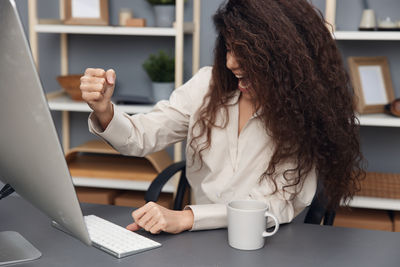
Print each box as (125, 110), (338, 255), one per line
(238, 78), (250, 93)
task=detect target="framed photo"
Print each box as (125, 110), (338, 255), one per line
(325, 0), (336, 32)
(64, 0), (109, 26)
(348, 57), (395, 114)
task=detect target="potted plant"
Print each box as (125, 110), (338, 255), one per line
(143, 50), (175, 102)
(146, 0), (176, 27)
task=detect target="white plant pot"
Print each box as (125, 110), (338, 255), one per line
(152, 82), (174, 102)
(153, 5), (175, 27)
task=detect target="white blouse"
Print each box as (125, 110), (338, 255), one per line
(89, 66), (317, 230)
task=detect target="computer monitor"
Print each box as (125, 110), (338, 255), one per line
(0, 0), (91, 264)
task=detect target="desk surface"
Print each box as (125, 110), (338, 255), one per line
(1, 196), (400, 267)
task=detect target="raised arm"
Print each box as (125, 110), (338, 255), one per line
(85, 67), (212, 157)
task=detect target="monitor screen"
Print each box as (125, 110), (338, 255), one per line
(0, 0), (90, 247)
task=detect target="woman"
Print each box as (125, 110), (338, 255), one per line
(80, 0), (364, 234)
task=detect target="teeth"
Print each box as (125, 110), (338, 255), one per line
(238, 80), (249, 89)
(235, 75), (243, 79)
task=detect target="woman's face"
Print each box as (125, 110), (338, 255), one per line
(226, 50), (244, 79)
(226, 50), (250, 94)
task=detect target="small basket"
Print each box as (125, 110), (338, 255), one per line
(57, 74), (83, 101)
(357, 172), (400, 199)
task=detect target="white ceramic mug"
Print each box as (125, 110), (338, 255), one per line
(227, 200), (279, 250)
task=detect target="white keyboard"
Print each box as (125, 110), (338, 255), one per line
(84, 215), (161, 258)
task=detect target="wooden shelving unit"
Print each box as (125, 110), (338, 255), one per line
(28, 0), (201, 193)
(325, 1), (400, 211)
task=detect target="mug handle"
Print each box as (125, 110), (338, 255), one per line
(262, 211), (279, 237)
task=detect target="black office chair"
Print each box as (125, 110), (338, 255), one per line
(145, 160), (336, 225)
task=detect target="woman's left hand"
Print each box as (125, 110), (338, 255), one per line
(126, 202), (194, 234)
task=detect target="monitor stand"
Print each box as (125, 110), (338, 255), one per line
(0, 231), (41, 266)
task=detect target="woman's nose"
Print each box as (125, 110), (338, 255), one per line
(226, 52), (240, 70)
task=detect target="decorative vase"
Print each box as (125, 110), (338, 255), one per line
(153, 5), (175, 27)
(359, 9), (376, 31)
(152, 82), (174, 102)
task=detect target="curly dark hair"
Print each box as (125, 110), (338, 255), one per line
(189, 0), (366, 209)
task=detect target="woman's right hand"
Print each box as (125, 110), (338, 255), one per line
(80, 68), (116, 130)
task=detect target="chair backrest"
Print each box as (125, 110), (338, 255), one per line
(304, 179), (336, 225)
(145, 161), (188, 210)
(145, 161), (335, 225)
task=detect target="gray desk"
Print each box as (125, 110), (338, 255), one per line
(1, 196), (400, 267)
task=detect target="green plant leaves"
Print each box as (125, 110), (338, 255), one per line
(143, 50), (175, 82)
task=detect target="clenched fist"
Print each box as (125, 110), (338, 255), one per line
(80, 68), (116, 130)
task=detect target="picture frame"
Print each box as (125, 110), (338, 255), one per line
(348, 56), (395, 114)
(64, 0), (109, 26)
(325, 0), (336, 32)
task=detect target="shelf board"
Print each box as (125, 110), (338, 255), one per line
(47, 92), (154, 114)
(346, 196), (400, 211)
(47, 93), (400, 126)
(357, 113), (400, 127)
(333, 31), (400, 40)
(35, 23), (194, 36)
(72, 176), (175, 193)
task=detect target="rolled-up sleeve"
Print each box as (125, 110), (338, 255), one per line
(184, 204), (227, 231)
